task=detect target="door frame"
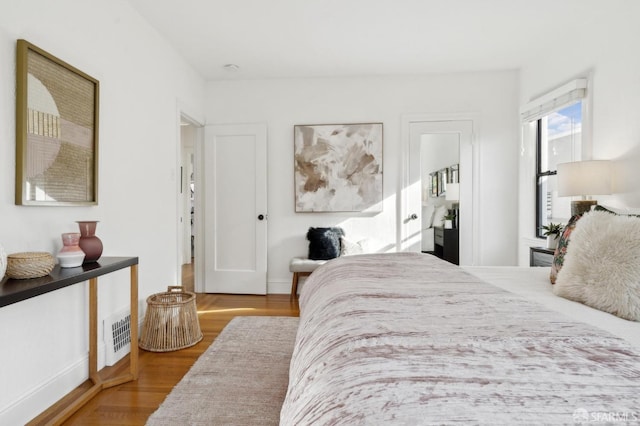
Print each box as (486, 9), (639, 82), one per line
(400, 113), (480, 265)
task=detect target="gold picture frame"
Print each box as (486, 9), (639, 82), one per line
(15, 39), (99, 205)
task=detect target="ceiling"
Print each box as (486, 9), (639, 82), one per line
(126, 0), (609, 81)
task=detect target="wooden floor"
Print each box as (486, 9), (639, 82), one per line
(32, 263), (299, 425)
(180, 261), (195, 294)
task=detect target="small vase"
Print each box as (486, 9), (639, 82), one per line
(77, 221), (103, 263)
(546, 235), (559, 250)
(57, 233), (85, 268)
(444, 219), (453, 229)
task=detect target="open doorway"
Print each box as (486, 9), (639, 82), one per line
(179, 117), (199, 292)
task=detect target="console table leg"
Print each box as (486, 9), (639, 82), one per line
(130, 264), (139, 379)
(89, 277), (99, 383)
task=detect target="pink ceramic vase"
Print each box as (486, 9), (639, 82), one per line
(57, 233), (85, 268)
(77, 221), (103, 263)
(60, 233), (83, 253)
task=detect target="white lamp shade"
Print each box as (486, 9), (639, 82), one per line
(557, 160), (612, 197)
(446, 183), (460, 201)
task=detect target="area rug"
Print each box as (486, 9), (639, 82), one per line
(146, 316), (299, 426)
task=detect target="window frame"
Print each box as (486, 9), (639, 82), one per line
(518, 78), (591, 265)
(533, 100), (585, 238)
(534, 119), (558, 238)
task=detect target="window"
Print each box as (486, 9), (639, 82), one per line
(535, 102), (582, 237)
(520, 78), (587, 239)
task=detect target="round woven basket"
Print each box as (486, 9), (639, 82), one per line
(6, 252), (55, 279)
(139, 286), (203, 352)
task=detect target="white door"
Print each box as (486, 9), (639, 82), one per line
(402, 119), (475, 265)
(202, 123), (267, 294)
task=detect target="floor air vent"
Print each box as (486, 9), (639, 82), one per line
(104, 308), (131, 366)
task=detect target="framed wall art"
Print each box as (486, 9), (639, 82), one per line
(294, 123), (383, 212)
(438, 168), (449, 197)
(449, 163), (459, 184)
(430, 172), (439, 197)
(15, 39), (99, 206)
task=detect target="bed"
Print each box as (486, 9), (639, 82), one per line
(280, 252), (640, 424)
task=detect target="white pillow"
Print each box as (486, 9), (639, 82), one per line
(340, 237), (364, 256)
(553, 210), (640, 321)
(432, 205), (447, 228)
(422, 205), (435, 228)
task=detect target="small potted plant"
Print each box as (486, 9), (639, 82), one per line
(444, 212), (456, 229)
(541, 222), (563, 249)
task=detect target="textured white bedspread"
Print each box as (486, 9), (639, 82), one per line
(280, 253), (640, 425)
(465, 266), (640, 350)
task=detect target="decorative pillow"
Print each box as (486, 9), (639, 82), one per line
(432, 205), (447, 228)
(340, 237), (364, 256)
(553, 211), (640, 321)
(422, 205), (436, 228)
(307, 227), (345, 260)
(594, 204), (640, 217)
(549, 205), (640, 285)
(549, 214), (582, 284)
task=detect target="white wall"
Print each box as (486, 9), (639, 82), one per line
(421, 133), (460, 205)
(0, 1), (204, 423)
(205, 71), (520, 293)
(421, 134), (460, 183)
(517, 1), (640, 265)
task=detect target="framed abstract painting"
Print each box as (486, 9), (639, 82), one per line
(294, 123), (383, 212)
(15, 39), (99, 206)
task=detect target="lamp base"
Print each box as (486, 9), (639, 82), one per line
(571, 200), (597, 216)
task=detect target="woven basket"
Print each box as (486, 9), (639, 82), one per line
(139, 286), (203, 352)
(6, 252), (55, 279)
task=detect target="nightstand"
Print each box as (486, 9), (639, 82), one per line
(434, 227), (459, 265)
(530, 246), (555, 267)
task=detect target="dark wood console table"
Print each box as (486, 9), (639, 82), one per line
(1, 257), (139, 425)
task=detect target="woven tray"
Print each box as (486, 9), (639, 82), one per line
(139, 286), (203, 352)
(6, 252), (55, 279)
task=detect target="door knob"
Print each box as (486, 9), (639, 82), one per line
(409, 213), (418, 220)
(257, 214), (265, 221)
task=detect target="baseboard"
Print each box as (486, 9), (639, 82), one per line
(267, 279), (290, 294)
(268, 277), (312, 295)
(0, 341), (106, 425)
(1, 305), (144, 425)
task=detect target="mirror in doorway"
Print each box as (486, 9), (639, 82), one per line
(420, 134), (460, 253)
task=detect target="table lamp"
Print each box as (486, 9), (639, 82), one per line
(445, 183), (460, 228)
(445, 183), (459, 202)
(557, 160), (612, 216)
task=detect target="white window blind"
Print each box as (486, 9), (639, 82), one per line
(520, 79), (587, 122)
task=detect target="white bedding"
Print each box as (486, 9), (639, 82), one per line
(464, 266), (640, 349)
(281, 253), (640, 425)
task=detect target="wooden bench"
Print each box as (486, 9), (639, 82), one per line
(289, 257), (327, 298)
